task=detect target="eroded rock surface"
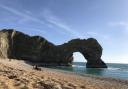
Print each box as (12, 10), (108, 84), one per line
(0, 29), (107, 68)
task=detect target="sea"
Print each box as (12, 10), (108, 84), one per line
(46, 62), (128, 80)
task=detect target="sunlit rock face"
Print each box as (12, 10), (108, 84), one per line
(0, 29), (107, 68)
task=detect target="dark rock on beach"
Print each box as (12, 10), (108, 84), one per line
(0, 29), (107, 68)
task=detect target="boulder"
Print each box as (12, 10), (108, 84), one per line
(0, 29), (107, 68)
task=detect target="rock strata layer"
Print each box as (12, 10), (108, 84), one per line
(0, 29), (107, 68)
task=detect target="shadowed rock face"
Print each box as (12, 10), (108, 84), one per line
(0, 29), (107, 68)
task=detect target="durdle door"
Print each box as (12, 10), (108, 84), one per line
(58, 38), (107, 68)
(0, 29), (107, 68)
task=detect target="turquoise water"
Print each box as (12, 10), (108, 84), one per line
(46, 62), (128, 80)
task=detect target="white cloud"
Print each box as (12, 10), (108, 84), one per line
(0, 4), (84, 38)
(0, 4), (47, 33)
(109, 21), (128, 31)
(0, 4), (45, 25)
(0, 4), (110, 40)
(86, 31), (109, 41)
(42, 8), (84, 38)
(86, 32), (98, 36)
(109, 21), (128, 26)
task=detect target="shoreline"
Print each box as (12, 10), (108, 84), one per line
(42, 66), (128, 85)
(0, 59), (128, 89)
(39, 63), (128, 81)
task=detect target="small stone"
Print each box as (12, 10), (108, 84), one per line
(19, 83), (28, 89)
(8, 75), (17, 79)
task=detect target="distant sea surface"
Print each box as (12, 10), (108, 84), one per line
(45, 62), (128, 80)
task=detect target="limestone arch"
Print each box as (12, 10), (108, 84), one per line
(61, 38), (107, 68)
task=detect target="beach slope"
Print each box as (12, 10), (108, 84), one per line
(0, 59), (127, 89)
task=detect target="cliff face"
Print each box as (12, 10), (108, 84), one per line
(0, 29), (107, 68)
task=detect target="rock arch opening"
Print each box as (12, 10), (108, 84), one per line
(73, 52), (86, 63)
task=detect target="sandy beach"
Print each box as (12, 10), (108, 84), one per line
(0, 59), (128, 89)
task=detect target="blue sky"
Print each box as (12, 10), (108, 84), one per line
(0, 0), (128, 63)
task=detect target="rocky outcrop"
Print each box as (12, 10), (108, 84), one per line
(0, 29), (107, 68)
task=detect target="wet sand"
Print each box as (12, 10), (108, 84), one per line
(0, 59), (128, 89)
